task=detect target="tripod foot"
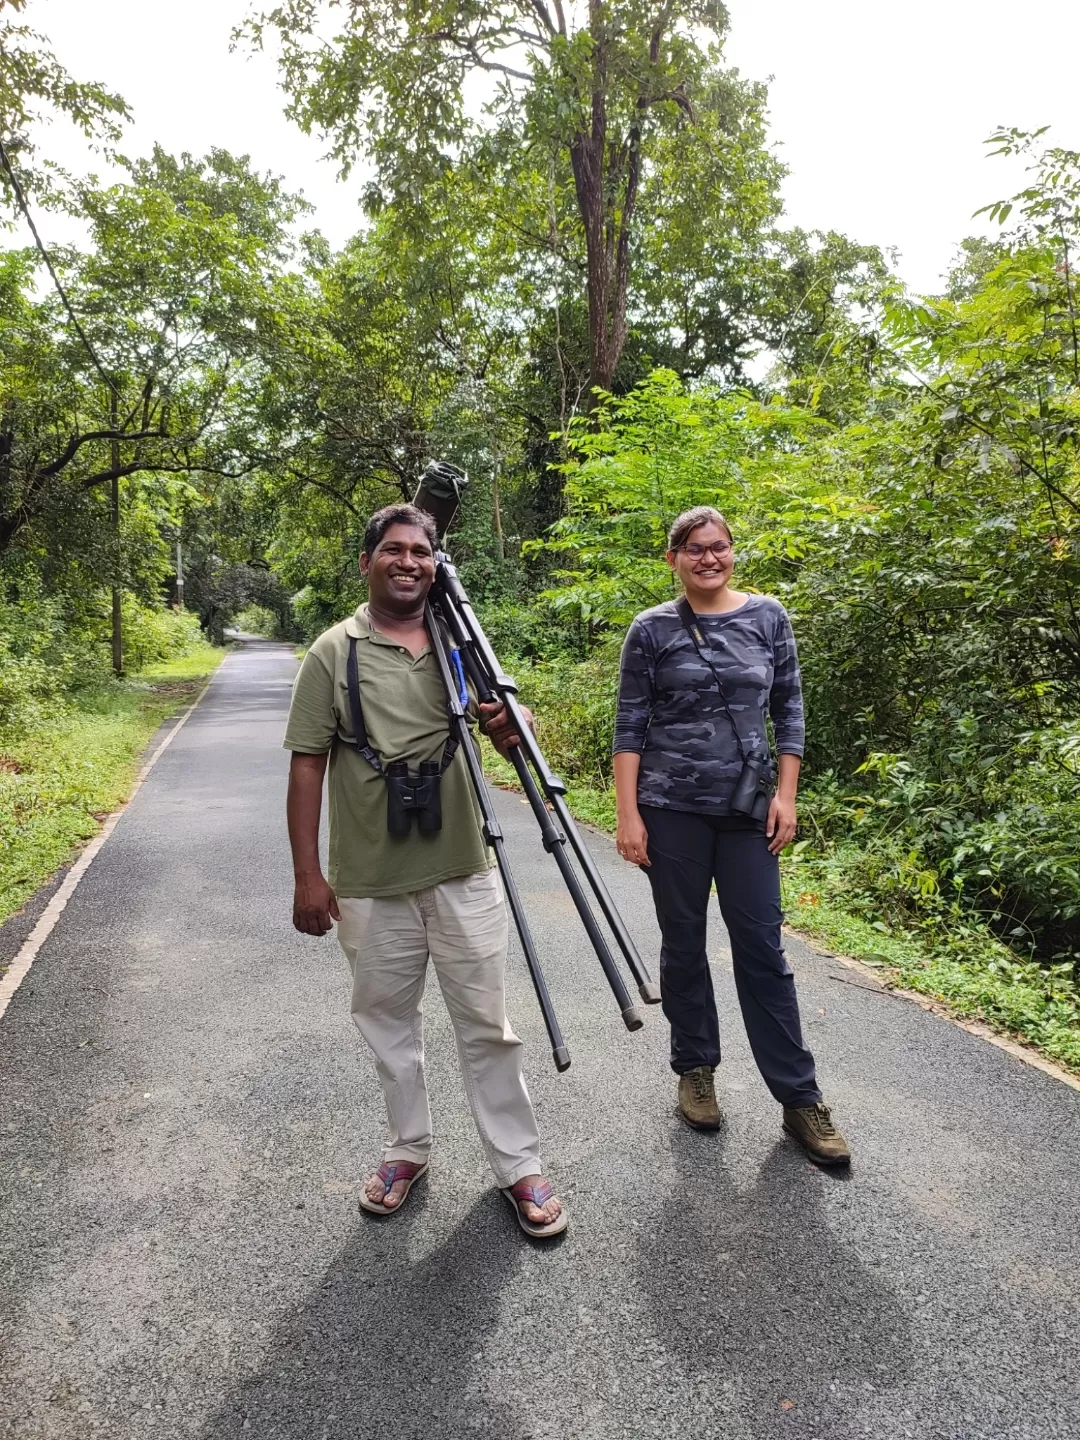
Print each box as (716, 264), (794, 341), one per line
(621, 1006), (644, 1032)
(638, 980), (662, 1004)
(552, 1045), (571, 1072)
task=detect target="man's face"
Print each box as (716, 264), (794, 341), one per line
(360, 523), (436, 611)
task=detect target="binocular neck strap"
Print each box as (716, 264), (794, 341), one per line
(346, 634), (461, 777)
(675, 596), (748, 765)
(346, 635), (386, 774)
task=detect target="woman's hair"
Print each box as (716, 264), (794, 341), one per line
(362, 503), (439, 557)
(667, 506), (733, 552)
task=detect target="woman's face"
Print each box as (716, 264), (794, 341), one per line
(667, 520), (735, 597)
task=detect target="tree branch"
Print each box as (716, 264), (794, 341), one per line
(523, 0), (557, 35)
(38, 428), (168, 481)
(80, 458), (261, 490)
(287, 467), (362, 516)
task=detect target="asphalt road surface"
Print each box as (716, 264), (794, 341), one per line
(2, 641), (1079, 1440)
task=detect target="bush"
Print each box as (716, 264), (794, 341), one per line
(232, 603), (279, 638)
(504, 646), (620, 786)
(0, 578), (215, 737)
(0, 576), (103, 728)
(481, 597), (598, 663)
(120, 600), (209, 672)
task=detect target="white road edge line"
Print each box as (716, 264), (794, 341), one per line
(0, 661), (228, 1023)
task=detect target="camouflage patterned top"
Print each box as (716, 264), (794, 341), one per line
(613, 595), (805, 814)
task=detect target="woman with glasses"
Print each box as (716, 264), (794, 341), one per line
(613, 506), (850, 1165)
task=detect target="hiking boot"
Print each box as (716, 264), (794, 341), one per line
(782, 1102), (851, 1166)
(678, 1066), (722, 1130)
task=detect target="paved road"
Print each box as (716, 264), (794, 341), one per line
(2, 641), (1079, 1440)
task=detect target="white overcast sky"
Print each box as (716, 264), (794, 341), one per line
(27, 0), (1080, 296)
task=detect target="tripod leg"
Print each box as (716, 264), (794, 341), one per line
(424, 606), (570, 1071)
(507, 745), (643, 1031)
(548, 793), (662, 1005)
(436, 573), (660, 1005)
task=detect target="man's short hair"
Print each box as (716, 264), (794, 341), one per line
(362, 504), (439, 557)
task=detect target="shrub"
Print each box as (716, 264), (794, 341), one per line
(505, 646), (620, 786)
(120, 600), (208, 672)
(232, 604), (279, 638)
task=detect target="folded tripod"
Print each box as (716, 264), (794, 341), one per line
(413, 462), (661, 1072)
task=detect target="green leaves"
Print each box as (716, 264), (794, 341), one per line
(242, 0), (781, 393)
(0, 1), (130, 205)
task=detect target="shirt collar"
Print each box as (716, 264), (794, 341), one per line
(343, 603), (367, 641)
(345, 602), (430, 654)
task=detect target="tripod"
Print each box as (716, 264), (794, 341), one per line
(415, 464), (661, 1073)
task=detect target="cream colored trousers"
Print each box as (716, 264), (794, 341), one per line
(336, 868), (543, 1187)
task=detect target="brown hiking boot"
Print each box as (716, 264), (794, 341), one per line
(678, 1066), (722, 1130)
(782, 1102), (851, 1166)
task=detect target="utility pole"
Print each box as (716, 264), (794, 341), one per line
(110, 389), (123, 676)
(176, 540), (185, 609)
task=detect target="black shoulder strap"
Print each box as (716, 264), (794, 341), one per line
(346, 634), (384, 774)
(675, 597), (747, 764)
(347, 631), (460, 777)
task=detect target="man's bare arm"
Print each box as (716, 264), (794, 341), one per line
(287, 752), (340, 935)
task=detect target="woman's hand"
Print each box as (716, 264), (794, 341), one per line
(765, 792), (797, 856)
(616, 810), (650, 866)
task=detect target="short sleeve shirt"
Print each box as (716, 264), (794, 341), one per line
(283, 604), (491, 898)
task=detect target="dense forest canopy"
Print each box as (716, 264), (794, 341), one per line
(2, 0), (1078, 1047)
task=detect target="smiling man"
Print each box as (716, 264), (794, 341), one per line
(283, 503), (565, 1237)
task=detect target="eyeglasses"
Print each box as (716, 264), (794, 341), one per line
(677, 541), (733, 561)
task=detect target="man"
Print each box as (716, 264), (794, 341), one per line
(284, 503), (565, 1237)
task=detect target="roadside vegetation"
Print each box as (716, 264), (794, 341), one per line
(2, 1), (1078, 1067)
(0, 601), (222, 928)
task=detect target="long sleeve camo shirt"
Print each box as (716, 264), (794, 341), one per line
(613, 596), (805, 815)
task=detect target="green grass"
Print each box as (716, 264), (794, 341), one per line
(482, 755), (1080, 1076)
(781, 858), (1080, 1074)
(0, 645), (225, 929)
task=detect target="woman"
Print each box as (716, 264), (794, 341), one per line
(613, 506), (850, 1166)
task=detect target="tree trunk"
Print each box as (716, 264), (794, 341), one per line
(569, 0), (645, 401)
(491, 446), (505, 561)
(110, 393), (123, 676)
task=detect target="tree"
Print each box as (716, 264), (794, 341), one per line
(0, 0), (129, 199)
(249, 207), (528, 624)
(0, 147), (306, 557)
(243, 0), (780, 398)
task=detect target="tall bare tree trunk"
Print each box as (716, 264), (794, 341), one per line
(491, 446), (505, 561)
(569, 0), (646, 401)
(110, 391), (123, 676)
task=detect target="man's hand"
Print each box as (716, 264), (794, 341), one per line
(479, 700), (534, 757)
(765, 793), (797, 856)
(293, 873), (341, 936)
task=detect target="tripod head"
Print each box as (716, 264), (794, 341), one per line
(412, 460), (468, 543)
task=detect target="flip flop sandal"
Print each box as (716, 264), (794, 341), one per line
(358, 1160), (428, 1215)
(501, 1178), (568, 1239)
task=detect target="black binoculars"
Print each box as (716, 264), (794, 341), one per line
(386, 760), (443, 836)
(730, 747), (777, 823)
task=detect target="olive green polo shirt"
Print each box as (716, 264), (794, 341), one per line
(284, 604), (491, 899)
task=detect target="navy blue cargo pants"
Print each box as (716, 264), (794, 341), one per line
(639, 805), (821, 1109)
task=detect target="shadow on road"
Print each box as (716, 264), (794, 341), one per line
(199, 1192), (528, 1440)
(639, 1131), (916, 1439)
